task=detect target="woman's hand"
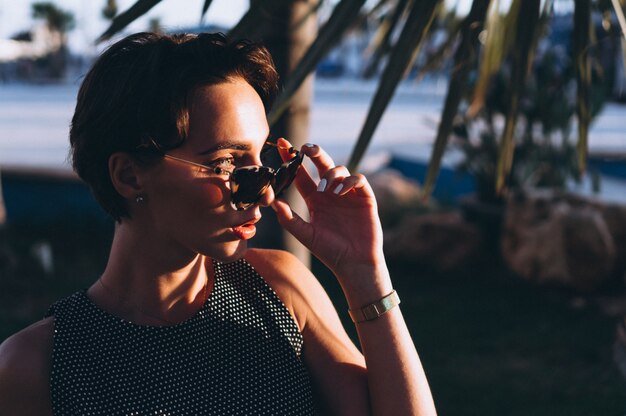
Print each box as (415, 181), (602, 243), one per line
(271, 138), (391, 297)
(271, 139), (438, 416)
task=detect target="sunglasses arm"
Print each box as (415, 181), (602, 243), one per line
(162, 154), (231, 176)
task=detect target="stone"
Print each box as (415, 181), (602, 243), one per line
(501, 189), (616, 292)
(367, 168), (424, 226)
(384, 211), (485, 273)
(613, 317), (626, 381)
(598, 203), (626, 275)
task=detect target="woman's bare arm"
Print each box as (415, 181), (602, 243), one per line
(271, 139), (437, 415)
(247, 248), (370, 415)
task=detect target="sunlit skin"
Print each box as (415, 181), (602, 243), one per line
(0, 76), (437, 416)
(126, 80), (272, 263)
(84, 79), (275, 325)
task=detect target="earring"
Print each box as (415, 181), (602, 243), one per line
(135, 196), (145, 203)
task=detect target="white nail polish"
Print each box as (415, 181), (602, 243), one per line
(305, 143), (315, 148)
(317, 178), (327, 192)
(334, 184), (344, 194)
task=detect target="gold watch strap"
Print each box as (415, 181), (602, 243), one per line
(348, 290), (400, 323)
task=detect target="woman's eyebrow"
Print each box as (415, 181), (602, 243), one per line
(197, 142), (251, 155)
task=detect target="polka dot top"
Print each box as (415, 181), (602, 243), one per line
(45, 259), (315, 415)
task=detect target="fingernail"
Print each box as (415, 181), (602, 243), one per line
(334, 184), (344, 194)
(317, 178), (327, 192)
(304, 143), (315, 148)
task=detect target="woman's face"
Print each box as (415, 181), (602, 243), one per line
(137, 77), (273, 262)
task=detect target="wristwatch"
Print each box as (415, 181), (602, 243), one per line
(348, 290), (400, 323)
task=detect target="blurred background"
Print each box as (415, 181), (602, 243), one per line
(2, 0), (626, 414)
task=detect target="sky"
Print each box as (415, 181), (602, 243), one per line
(0, 0), (470, 40)
(0, 0), (572, 54)
(0, 0), (249, 53)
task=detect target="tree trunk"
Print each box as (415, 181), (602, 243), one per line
(253, 0), (318, 267)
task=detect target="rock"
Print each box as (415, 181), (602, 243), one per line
(367, 168), (424, 226)
(501, 189), (616, 292)
(613, 317), (626, 381)
(384, 211), (485, 273)
(598, 203), (626, 275)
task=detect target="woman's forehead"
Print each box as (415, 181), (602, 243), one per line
(186, 80), (269, 152)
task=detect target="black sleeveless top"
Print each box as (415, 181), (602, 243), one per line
(45, 259), (315, 415)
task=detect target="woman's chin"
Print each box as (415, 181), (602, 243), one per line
(206, 240), (249, 263)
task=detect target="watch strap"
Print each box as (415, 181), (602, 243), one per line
(348, 290), (400, 323)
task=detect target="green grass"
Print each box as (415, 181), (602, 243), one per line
(2, 221), (625, 415)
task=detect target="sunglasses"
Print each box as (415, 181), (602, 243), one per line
(147, 141), (304, 211)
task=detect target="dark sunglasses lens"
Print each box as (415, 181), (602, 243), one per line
(230, 167), (274, 210)
(273, 153), (304, 196)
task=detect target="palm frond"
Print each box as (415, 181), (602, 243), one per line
(611, 0), (626, 39)
(467, 0), (515, 116)
(495, 0), (541, 194)
(229, 0), (289, 41)
(98, 0), (162, 42)
(367, 0), (392, 19)
(347, 0), (440, 172)
(422, 0), (492, 198)
(267, 0), (367, 126)
(363, 0), (410, 78)
(611, 0), (626, 104)
(412, 18), (462, 81)
(574, 0), (592, 175)
(200, 0), (214, 23)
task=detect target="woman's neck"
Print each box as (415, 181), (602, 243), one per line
(87, 223), (214, 326)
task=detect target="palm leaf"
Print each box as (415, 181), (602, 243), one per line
(412, 18), (462, 81)
(574, 0), (592, 175)
(229, 0), (289, 41)
(366, 0), (392, 19)
(611, 0), (626, 40)
(611, 0), (626, 109)
(495, 0), (540, 194)
(467, 0), (519, 116)
(267, 0), (367, 126)
(347, 0), (440, 172)
(422, 0), (492, 198)
(363, 0), (410, 78)
(200, 0), (214, 23)
(98, 0), (162, 42)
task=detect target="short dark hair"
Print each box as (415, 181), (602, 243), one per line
(70, 32), (279, 221)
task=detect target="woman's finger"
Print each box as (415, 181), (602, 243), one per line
(298, 142), (337, 179)
(331, 173), (377, 199)
(275, 138), (317, 196)
(316, 165), (350, 192)
(330, 174), (364, 196)
(271, 198), (313, 248)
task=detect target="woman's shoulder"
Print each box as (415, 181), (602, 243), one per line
(244, 248), (305, 278)
(0, 316), (54, 377)
(243, 248), (336, 334)
(244, 248), (317, 295)
(0, 317), (54, 414)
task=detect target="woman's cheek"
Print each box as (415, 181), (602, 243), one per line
(201, 182), (230, 209)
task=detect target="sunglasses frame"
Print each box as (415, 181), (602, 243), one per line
(145, 141), (304, 211)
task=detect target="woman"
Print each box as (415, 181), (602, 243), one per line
(0, 32), (436, 415)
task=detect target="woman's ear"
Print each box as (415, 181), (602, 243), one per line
(109, 152), (143, 200)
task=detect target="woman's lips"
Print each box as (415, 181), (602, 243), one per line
(232, 223), (256, 240)
(231, 217), (260, 240)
